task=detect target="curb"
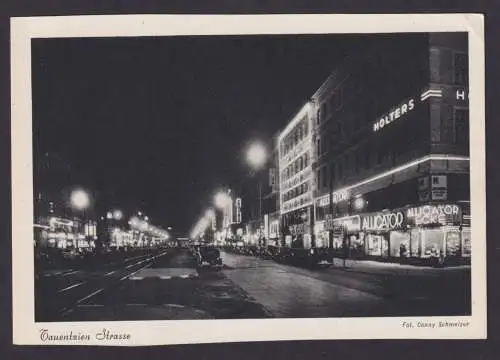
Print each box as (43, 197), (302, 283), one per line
(129, 273), (200, 280)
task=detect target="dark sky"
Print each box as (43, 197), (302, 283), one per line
(32, 34), (370, 235)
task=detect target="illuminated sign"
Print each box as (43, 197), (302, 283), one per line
(289, 224), (306, 235)
(456, 89), (469, 101)
(332, 189), (350, 203)
(362, 212), (405, 231)
(282, 193), (313, 213)
(407, 204), (460, 226)
(317, 195), (330, 207)
(373, 99), (415, 132)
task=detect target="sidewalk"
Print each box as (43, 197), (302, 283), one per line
(331, 258), (471, 277)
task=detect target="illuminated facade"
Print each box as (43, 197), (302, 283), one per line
(311, 33), (470, 263)
(278, 102), (316, 248)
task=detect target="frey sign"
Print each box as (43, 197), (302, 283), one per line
(373, 98), (416, 132)
(362, 211), (405, 231)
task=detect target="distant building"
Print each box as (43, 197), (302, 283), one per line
(33, 152), (97, 250)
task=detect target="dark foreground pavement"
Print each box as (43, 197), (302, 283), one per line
(35, 248), (470, 322)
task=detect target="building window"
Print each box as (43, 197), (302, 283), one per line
(316, 138), (321, 157)
(321, 103), (328, 121)
(304, 153), (309, 167)
(335, 87), (343, 110)
(316, 169), (321, 189)
(304, 121), (309, 136)
(453, 52), (468, 86)
(454, 107), (469, 145)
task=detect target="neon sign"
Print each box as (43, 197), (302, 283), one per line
(362, 212), (405, 231)
(373, 99), (415, 132)
(332, 189), (350, 203)
(407, 204), (460, 226)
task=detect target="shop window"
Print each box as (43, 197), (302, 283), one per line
(462, 228), (471, 257)
(453, 52), (468, 86)
(390, 231), (411, 257)
(410, 229), (422, 257)
(422, 229), (445, 258)
(365, 233), (383, 256)
(446, 230), (462, 256)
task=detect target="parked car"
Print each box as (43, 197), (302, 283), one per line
(196, 246), (223, 269)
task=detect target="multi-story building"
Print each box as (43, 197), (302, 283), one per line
(262, 133), (281, 246)
(277, 102), (316, 250)
(311, 33), (470, 263)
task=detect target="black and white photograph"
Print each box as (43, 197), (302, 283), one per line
(11, 14), (486, 345)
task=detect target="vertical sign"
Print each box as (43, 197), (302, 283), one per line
(431, 175), (448, 200)
(418, 176), (430, 202)
(264, 214), (269, 239)
(269, 168), (277, 191)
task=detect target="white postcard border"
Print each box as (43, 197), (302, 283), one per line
(11, 14), (486, 345)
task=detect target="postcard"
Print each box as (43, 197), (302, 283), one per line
(11, 14), (486, 345)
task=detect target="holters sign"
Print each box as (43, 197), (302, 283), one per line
(361, 211), (405, 231)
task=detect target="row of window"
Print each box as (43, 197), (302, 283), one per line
(280, 118), (309, 158)
(280, 152), (310, 183)
(282, 181), (310, 203)
(317, 71), (365, 126)
(314, 108), (468, 191)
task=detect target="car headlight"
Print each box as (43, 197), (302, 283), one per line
(310, 249), (314, 255)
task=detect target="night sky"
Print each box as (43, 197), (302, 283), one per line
(32, 34), (371, 235)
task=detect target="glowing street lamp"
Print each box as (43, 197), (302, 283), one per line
(246, 142), (267, 170)
(246, 142), (267, 238)
(113, 209), (123, 220)
(354, 197), (366, 211)
(70, 189), (90, 211)
(214, 191), (231, 210)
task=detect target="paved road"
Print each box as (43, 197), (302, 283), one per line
(36, 248), (470, 321)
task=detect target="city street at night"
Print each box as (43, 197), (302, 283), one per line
(29, 32), (474, 323)
(36, 247), (470, 321)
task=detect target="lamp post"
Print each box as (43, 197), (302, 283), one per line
(70, 188), (91, 250)
(214, 190), (231, 244)
(246, 142), (267, 245)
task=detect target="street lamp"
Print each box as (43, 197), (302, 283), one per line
(246, 142), (267, 170)
(69, 188), (91, 250)
(214, 191), (231, 210)
(70, 189), (90, 211)
(113, 209), (123, 220)
(246, 142), (268, 244)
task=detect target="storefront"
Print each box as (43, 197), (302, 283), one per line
(323, 202), (470, 264)
(280, 206), (313, 249)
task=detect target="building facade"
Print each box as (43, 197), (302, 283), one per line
(310, 33), (470, 263)
(262, 133), (281, 246)
(278, 102), (316, 249)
